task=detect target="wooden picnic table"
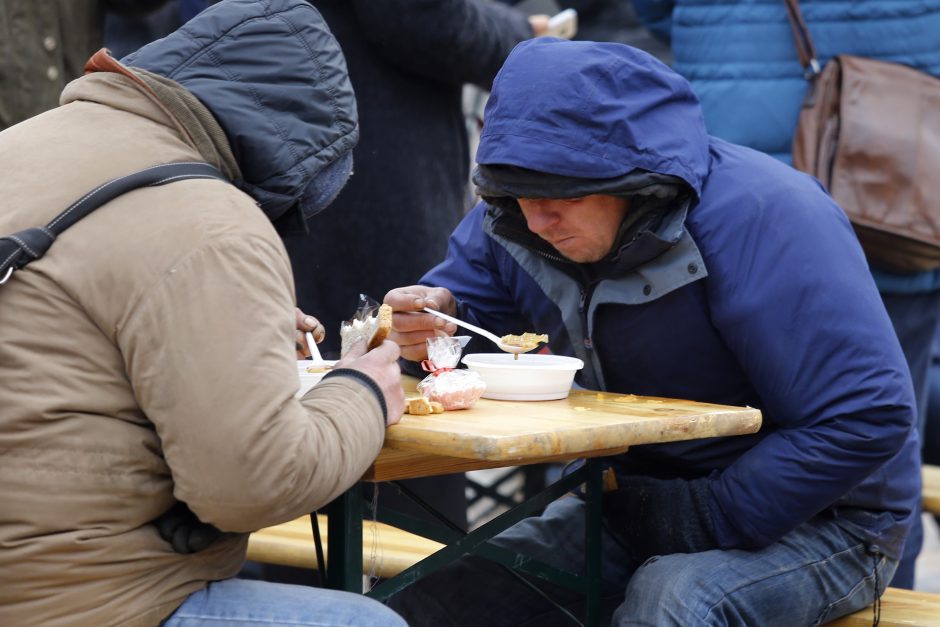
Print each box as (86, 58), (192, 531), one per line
(324, 376), (762, 626)
(367, 383), (762, 480)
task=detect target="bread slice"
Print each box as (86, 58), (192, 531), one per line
(340, 303), (393, 357)
(368, 303), (393, 350)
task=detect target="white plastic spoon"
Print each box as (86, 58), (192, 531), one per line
(422, 307), (540, 355)
(305, 331), (327, 367)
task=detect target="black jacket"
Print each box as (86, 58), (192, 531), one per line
(283, 0), (533, 354)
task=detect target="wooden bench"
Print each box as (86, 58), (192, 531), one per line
(825, 587), (940, 626)
(924, 464), (940, 516)
(823, 466), (940, 626)
(246, 515), (441, 580)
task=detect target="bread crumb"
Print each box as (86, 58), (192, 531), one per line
(406, 397), (433, 415)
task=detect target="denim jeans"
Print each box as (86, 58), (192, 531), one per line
(163, 578), (406, 626)
(389, 496), (897, 626)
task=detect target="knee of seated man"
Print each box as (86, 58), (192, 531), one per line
(619, 553), (733, 625)
(359, 597), (409, 627)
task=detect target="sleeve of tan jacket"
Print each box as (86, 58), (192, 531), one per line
(118, 232), (386, 532)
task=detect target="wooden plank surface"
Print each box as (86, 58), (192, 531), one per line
(923, 464), (940, 516)
(246, 515), (442, 580)
(824, 587), (940, 626)
(364, 445), (632, 482)
(379, 380), (762, 464)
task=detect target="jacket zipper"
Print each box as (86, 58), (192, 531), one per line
(579, 281), (598, 354)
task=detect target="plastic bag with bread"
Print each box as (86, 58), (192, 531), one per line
(339, 294), (392, 358)
(416, 336), (486, 410)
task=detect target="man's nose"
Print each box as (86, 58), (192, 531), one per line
(522, 199), (562, 233)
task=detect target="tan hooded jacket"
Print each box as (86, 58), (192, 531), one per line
(0, 55), (384, 627)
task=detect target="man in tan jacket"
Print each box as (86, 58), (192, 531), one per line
(0, 1), (405, 625)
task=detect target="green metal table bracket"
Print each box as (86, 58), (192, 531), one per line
(367, 467), (588, 601)
(326, 460), (606, 627)
(324, 484), (363, 592)
(583, 458), (604, 627)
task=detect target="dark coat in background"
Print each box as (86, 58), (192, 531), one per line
(284, 0), (533, 356)
(275, 0), (533, 541)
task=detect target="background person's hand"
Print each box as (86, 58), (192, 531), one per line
(384, 286), (458, 362)
(295, 307), (326, 359)
(337, 338), (405, 426)
(528, 14), (550, 37)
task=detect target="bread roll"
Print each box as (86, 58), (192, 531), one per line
(340, 304), (393, 357)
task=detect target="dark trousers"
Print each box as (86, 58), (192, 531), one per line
(883, 289), (940, 588)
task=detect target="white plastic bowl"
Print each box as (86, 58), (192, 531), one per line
(295, 360), (338, 398)
(461, 353), (584, 401)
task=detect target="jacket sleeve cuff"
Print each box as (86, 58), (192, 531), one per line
(322, 368), (387, 428)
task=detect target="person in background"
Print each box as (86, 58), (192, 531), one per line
(0, 1), (404, 625)
(507, 0), (672, 62)
(631, 0), (940, 589)
(282, 0), (540, 534)
(384, 38), (919, 625)
(104, 0), (213, 58)
(0, 0), (172, 131)
(927, 327), (940, 480)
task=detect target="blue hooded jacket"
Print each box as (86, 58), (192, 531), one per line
(423, 38), (920, 557)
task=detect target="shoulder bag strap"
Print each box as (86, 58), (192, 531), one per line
(0, 162), (226, 286)
(783, 0), (822, 80)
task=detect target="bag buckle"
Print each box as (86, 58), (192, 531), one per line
(0, 266), (12, 285)
(804, 58), (822, 81)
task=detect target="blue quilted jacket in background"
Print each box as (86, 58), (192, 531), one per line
(633, 0), (940, 292)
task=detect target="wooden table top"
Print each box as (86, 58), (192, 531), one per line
(365, 378), (762, 481)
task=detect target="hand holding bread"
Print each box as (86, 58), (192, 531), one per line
(339, 303), (392, 358)
(337, 338), (404, 426)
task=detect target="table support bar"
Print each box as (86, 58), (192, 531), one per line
(363, 462), (605, 626)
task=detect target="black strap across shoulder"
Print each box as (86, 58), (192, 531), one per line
(0, 162), (226, 286)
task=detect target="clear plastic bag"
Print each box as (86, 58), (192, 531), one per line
(339, 294), (390, 358)
(417, 336), (486, 410)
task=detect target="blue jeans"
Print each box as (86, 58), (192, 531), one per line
(163, 578), (406, 626)
(389, 496), (897, 626)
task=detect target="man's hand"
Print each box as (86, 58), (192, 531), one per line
(602, 475), (719, 565)
(294, 307), (325, 359)
(383, 286), (458, 362)
(336, 339), (405, 426)
(528, 14), (550, 37)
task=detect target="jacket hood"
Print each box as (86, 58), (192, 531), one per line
(120, 0), (358, 227)
(476, 38), (709, 197)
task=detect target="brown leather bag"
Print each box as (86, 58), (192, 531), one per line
(785, 0), (940, 272)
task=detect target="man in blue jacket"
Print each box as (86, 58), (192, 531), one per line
(384, 38), (920, 625)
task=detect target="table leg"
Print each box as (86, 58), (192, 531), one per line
(584, 458), (603, 627)
(330, 463), (602, 625)
(367, 468), (588, 602)
(325, 483), (364, 592)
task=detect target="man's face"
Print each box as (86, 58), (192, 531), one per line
(517, 195), (629, 263)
